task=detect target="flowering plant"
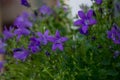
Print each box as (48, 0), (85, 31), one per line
(0, 0), (120, 79)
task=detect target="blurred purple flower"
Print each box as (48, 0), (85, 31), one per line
(95, 0), (102, 5)
(39, 5), (52, 15)
(57, 0), (61, 7)
(0, 39), (7, 54)
(37, 30), (50, 45)
(13, 48), (29, 61)
(48, 30), (68, 51)
(63, 6), (68, 12)
(28, 37), (41, 53)
(14, 12), (32, 28)
(14, 28), (30, 40)
(107, 24), (120, 44)
(74, 9), (97, 34)
(0, 61), (4, 71)
(3, 26), (14, 40)
(113, 50), (120, 59)
(21, 0), (30, 7)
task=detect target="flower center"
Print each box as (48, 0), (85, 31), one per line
(85, 19), (89, 25)
(55, 39), (61, 44)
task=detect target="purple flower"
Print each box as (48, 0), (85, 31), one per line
(107, 24), (120, 44)
(48, 30), (68, 51)
(14, 12), (32, 28)
(37, 30), (50, 45)
(13, 48), (29, 61)
(74, 9), (97, 34)
(95, 0), (102, 5)
(14, 28), (30, 40)
(0, 61), (4, 71)
(63, 6), (68, 12)
(0, 39), (7, 54)
(3, 26), (14, 40)
(57, 0), (61, 7)
(39, 5), (52, 15)
(21, 0), (30, 7)
(28, 37), (41, 53)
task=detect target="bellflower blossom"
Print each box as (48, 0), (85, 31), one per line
(14, 28), (31, 40)
(39, 5), (52, 15)
(37, 30), (50, 45)
(0, 39), (7, 54)
(74, 9), (97, 34)
(95, 0), (102, 5)
(107, 24), (120, 44)
(48, 30), (68, 51)
(14, 12), (32, 40)
(28, 37), (41, 53)
(21, 0), (30, 7)
(13, 48), (29, 61)
(14, 12), (32, 28)
(3, 26), (14, 40)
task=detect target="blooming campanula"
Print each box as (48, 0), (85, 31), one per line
(28, 37), (41, 53)
(13, 48), (29, 61)
(37, 30), (50, 45)
(39, 5), (52, 15)
(74, 9), (97, 34)
(107, 24), (120, 44)
(14, 12), (32, 29)
(3, 26), (14, 40)
(21, 0), (30, 7)
(48, 30), (68, 51)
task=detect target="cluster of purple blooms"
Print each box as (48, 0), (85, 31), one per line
(0, 0), (68, 70)
(74, 0), (120, 58)
(0, 0), (120, 71)
(13, 30), (67, 61)
(2, 11), (68, 61)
